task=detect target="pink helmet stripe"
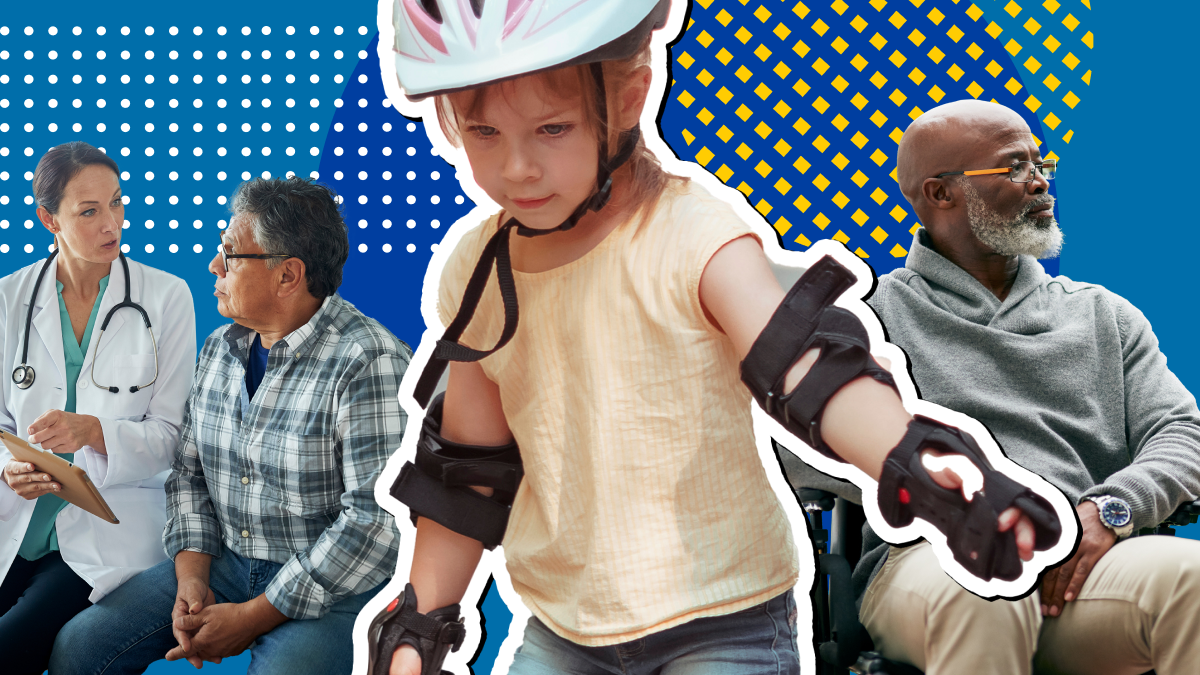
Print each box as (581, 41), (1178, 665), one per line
(523, 0), (591, 39)
(402, 0), (450, 54)
(457, 0), (479, 47)
(503, 0), (536, 40)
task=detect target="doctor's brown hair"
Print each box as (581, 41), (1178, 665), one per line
(32, 141), (121, 215)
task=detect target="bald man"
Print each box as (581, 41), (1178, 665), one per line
(854, 100), (1200, 675)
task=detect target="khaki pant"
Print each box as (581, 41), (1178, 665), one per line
(859, 537), (1200, 675)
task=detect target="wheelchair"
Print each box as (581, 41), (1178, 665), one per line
(777, 440), (1200, 675)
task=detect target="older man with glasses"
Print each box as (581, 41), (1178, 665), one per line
(51, 177), (411, 674)
(850, 99), (1200, 675)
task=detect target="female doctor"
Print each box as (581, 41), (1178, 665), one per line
(0, 142), (196, 673)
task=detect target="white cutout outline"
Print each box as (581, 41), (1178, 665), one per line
(921, 452), (984, 501)
(355, 1), (1079, 672)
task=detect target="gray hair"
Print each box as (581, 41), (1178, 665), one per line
(229, 177), (349, 299)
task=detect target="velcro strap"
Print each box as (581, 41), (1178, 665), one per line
(785, 342), (869, 426)
(776, 307), (894, 448)
(440, 461), (523, 493)
(391, 463), (511, 549)
(395, 604), (467, 655)
(417, 430), (523, 493)
(741, 255), (857, 413)
(393, 616), (464, 675)
(415, 392), (524, 495)
(395, 605), (457, 642)
(752, 302), (897, 459)
(429, 607), (467, 653)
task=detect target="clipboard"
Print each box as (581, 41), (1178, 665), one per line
(0, 429), (120, 524)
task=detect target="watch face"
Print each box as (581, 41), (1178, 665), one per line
(1101, 499), (1132, 528)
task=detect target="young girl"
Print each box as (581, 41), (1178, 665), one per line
(370, 1), (1064, 673)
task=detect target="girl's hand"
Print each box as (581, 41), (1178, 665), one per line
(390, 645), (423, 675)
(922, 455), (1037, 562)
(27, 409), (106, 455)
(2, 461), (61, 499)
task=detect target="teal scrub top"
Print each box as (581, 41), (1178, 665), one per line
(17, 275), (109, 561)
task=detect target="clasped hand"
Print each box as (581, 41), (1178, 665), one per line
(167, 577), (287, 668)
(167, 576), (229, 668)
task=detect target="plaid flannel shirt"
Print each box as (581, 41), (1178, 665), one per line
(164, 293), (409, 620)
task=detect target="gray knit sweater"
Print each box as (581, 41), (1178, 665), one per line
(854, 229), (1200, 602)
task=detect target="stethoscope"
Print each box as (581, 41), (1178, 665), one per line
(12, 250), (159, 393)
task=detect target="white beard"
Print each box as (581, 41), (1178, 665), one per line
(960, 180), (1064, 259)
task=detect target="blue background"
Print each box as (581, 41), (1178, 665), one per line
(0, 1), (1196, 673)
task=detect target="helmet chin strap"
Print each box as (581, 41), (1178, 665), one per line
(411, 63), (644, 406)
(511, 123), (642, 238)
(513, 61), (638, 238)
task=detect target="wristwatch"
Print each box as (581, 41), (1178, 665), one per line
(1085, 495), (1134, 540)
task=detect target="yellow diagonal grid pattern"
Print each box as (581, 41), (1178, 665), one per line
(985, 0), (1091, 147)
(672, 0), (1090, 258)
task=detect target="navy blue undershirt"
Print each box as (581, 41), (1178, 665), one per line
(246, 334), (270, 399)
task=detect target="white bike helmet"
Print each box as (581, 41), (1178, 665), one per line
(392, 0), (670, 99)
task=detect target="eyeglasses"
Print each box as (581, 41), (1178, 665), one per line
(936, 159), (1057, 184)
(218, 233), (292, 273)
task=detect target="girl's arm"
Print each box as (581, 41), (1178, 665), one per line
(698, 235), (1036, 556)
(392, 359), (513, 675)
(408, 359), (513, 611)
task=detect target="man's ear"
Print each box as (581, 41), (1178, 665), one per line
(618, 65), (653, 131)
(922, 177), (957, 210)
(275, 258), (309, 299)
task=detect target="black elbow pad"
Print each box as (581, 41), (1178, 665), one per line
(741, 254), (897, 460)
(390, 393), (522, 549)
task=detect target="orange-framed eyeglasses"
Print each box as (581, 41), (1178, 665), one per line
(936, 159), (1057, 184)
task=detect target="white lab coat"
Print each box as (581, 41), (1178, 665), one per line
(0, 254), (196, 602)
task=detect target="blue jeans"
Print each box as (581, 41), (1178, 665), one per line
(509, 591), (801, 675)
(49, 546), (384, 675)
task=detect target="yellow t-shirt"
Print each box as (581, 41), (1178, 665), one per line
(438, 180), (799, 646)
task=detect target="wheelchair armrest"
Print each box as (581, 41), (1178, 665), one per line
(797, 488), (837, 512)
(1142, 499), (1200, 537)
(1163, 499), (1200, 528)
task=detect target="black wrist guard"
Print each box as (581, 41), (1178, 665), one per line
(368, 583), (466, 675)
(878, 416), (1063, 581)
